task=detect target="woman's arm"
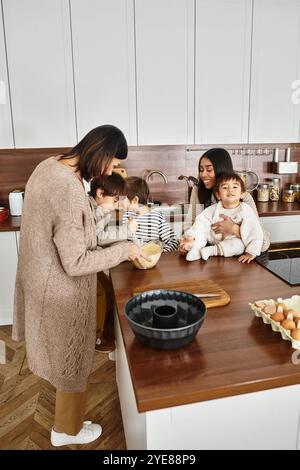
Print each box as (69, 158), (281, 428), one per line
(52, 187), (130, 276)
(242, 192), (270, 251)
(212, 214), (241, 239)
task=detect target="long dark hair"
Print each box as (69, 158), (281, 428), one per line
(59, 125), (128, 181)
(197, 148), (233, 206)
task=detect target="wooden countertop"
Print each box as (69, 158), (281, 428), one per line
(110, 252), (300, 413)
(257, 200), (300, 216)
(0, 216), (21, 232)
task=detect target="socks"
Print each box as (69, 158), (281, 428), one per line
(186, 244), (222, 262)
(200, 245), (218, 261)
(186, 245), (202, 261)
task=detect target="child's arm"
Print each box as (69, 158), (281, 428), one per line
(95, 207), (111, 243)
(184, 206), (214, 246)
(96, 209), (136, 245)
(158, 215), (179, 252)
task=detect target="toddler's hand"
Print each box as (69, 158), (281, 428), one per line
(179, 236), (195, 254)
(238, 253), (255, 264)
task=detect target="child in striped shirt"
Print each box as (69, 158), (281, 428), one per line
(121, 177), (178, 252)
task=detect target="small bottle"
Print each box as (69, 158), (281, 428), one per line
(269, 178), (280, 202)
(289, 184), (300, 202)
(282, 189), (294, 203)
(257, 183), (270, 202)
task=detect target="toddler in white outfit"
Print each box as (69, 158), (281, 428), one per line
(183, 173), (263, 263)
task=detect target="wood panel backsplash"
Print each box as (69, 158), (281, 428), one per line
(0, 144), (299, 206)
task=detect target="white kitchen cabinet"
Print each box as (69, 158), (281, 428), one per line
(195, 0), (252, 144)
(135, 0), (195, 145)
(0, 232), (18, 326)
(2, 0), (76, 147)
(0, 4), (13, 148)
(260, 215), (300, 243)
(70, 0), (137, 144)
(249, 0), (300, 143)
(115, 313), (300, 450)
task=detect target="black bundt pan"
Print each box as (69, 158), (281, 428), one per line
(125, 289), (207, 350)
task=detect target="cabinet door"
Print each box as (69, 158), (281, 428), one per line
(195, 0), (252, 144)
(249, 0), (300, 143)
(0, 232), (18, 326)
(71, 0), (137, 144)
(2, 0), (76, 147)
(260, 215), (300, 242)
(0, 5), (13, 148)
(135, 0), (195, 145)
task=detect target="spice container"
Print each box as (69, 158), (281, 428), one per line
(269, 178), (281, 202)
(290, 184), (300, 202)
(257, 183), (270, 202)
(282, 189), (294, 203)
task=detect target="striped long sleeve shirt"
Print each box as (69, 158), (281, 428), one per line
(122, 209), (179, 252)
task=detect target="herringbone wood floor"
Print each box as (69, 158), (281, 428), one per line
(0, 326), (126, 450)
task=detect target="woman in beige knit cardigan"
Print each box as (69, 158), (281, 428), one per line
(180, 148), (270, 253)
(12, 125), (146, 447)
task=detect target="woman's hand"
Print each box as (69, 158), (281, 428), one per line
(178, 236), (195, 255)
(238, 253), (255, 264)
(127, 242), (150, 262)
(212, 215), (240, 240)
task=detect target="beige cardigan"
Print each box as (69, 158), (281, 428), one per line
(12, 157), (128, 392)
(185, 186), (270, 252)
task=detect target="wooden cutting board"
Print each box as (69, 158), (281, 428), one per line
(133, 279), (230, 308)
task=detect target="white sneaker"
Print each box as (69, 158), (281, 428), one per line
(51, 421), (102, 447)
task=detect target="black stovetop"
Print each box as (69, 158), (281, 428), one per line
(256, 247), (300, 286)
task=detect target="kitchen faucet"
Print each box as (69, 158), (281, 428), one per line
(145, 170), (168, 184)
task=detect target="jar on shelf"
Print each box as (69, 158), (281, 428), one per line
(282, 189), (295, 203)
(269, 178), (281, 202)
(289, 184), (300, 202)
(257, 183), (270, 202)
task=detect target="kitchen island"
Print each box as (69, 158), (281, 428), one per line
(110, 252), (300, 450)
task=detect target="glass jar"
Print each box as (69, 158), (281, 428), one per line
(269, 178), (280, 202)
(282, 189), (295, 203)
(257, 183), (270, 202)
(289, 184), (300, 202)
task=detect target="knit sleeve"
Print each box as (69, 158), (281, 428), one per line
(52, 188), (128, 276)
(240, 203), (264, 256)
(183, 186), (204, 233)
(95, 208), (129, 246)
(243, 192), (270, 252)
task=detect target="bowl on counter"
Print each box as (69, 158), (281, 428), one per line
(131, 241), (162, 270)
(125, 289), (206, 350)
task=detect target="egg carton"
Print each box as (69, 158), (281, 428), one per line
(248, 295), (300, 350)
